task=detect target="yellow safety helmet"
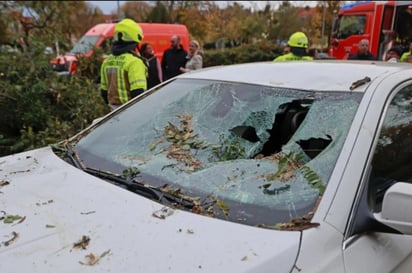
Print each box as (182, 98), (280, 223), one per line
(287, 32), (308, 48)
(114, 18), (144, 43)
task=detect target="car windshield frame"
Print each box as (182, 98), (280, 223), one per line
(68, 78), (363, 229)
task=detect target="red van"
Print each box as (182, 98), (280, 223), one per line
(51, 22), (190, 74)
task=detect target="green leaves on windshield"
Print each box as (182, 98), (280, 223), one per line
(211, 134), (245, 161)
(263, 152), (304, 184)
(300, 166), (325, 194)
(151, 114), (209, 172)
(122, 167), (140, 179)
(261, 151), (324, 194)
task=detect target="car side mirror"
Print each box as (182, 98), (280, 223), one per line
(374, 182), (412, 234)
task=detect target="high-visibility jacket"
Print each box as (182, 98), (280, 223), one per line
(100, 52), (147, 105)
(400, 51), (412, 62)
(273, 52), (313, 62)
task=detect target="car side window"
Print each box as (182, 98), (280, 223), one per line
(369, 84), (412, 211)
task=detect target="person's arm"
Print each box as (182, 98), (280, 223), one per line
(191, 54), (202, 70)
(180, 54), (203, 73)
(100, 62), (108, 104)
(161, 50), (167, 70)
(128, 57), (147, 99)
(130, 89), (145, 98)
(156, 58), (163, 82)
(100, 90), (108, 104)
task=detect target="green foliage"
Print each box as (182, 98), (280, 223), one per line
(146, 1), (171, 23)
(203, 41), (284, 66)
(300, 165), (325, 194)
(75, 46), (106, 83)
(264, 151), (304, 183)
(260, 151), (324, 195)
(122, 167), (140, 179)
(211, 135), (246, 161)
(263, 184), (291, 195)
(0, 46), (110, 156)
(0, 0), (338, 158)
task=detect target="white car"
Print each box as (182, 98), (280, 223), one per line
(2, 60), (412, 273)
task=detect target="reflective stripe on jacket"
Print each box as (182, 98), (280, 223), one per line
(400, 51), (412, 62)
(100, 52), (147, 105)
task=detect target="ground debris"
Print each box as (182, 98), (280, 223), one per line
(152, 207), (174, 219)
(36, 199), (54, 206)
(79, 249), (111, 266)
(72, 235), (90, 250)
(153, 113), (208, 172)
(0, 180), (10, 188)
(2, 231), (19, 247)
(2, 214), (25, 224)
(258, 211), (319, 231)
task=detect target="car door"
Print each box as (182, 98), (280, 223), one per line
(343, 79), (412, 273)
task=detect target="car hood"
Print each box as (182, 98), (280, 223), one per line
(0, 146), (300, 273)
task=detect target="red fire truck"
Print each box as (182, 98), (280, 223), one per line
(329, 0), (412, 60)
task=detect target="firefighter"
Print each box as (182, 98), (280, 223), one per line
(400, 41), (412, 63)
(100, 18), (148, 110)
(273, 32), (313, 62)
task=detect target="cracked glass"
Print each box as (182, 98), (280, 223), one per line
(74, 79), (363, 227)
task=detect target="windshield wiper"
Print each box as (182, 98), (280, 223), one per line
(51, 142), (86, 169)
(62, 143), (86, 169)
(53, 142), (196, 209)
(85, 167), (196, 209)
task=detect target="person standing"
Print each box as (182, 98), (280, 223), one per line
(161, 35), (188, 80)
(273, 32), (313, 62)
(100, 18), (148, 110)
(180, 40), (202, 73)
(347, 39), (377, 60)
(140, 42), (162, 89)
(400, 41), (412, 62)
(385, 46), (402, 62)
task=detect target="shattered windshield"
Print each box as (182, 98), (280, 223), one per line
(73, 79), (362, 228)
(70, 35), (99, 55)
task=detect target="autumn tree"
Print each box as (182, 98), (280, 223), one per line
(321, 1), (343, 49)
(64, 1), (107, 43)
(269, 1), (303, 43)
(0, 1), (106, 53)
(0, 2), (13, 46)
(202, 2), (254, 48)
(146, 1), (171, 23)
(120, 1), (151, 22)
(173, 1), (212, 44)
(0, 1), (109, 156)
(203, 3), (226, 47)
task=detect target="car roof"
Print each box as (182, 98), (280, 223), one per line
(179, 60), (412, 92)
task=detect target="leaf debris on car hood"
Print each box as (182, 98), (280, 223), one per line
(0, 146), (301, 273)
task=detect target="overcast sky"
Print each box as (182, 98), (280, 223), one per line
(89, 1), (124, 14)
(88, 1), (319, 14)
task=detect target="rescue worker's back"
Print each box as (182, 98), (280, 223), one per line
(100, 18), (147, 110)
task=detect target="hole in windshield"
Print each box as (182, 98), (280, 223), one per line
(72, 79), (362, 229)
